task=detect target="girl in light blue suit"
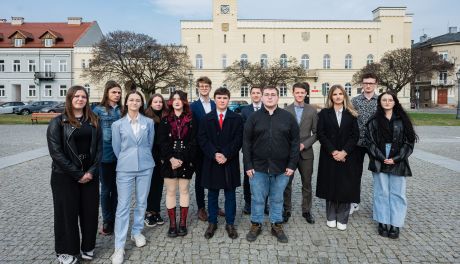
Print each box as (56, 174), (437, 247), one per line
(110, 91), (154, 264)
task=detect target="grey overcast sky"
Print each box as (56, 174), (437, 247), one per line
(2, 0), (459, 44)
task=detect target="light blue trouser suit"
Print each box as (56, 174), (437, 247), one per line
(372, 143), (407, 227)
(114, 168), (153, 249)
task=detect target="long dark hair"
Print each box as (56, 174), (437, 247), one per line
(375, 91), (418, 143)
(166, 90), (191, 117)
(121, 91), (145, 117)
(100, 80), (122, 111)
(64, 85), (98, 128)
(145, 93), (167, 123)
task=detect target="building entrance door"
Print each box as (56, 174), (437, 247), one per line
(437, 89), (448, 104)
(12, 84), (21, 101)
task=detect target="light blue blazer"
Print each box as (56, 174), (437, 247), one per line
(112, 114), (155, 172)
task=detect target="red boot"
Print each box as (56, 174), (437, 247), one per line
(178, 207), (189, 236)
(167, 207), (177, 238)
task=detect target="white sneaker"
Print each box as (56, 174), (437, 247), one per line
(326, 220), (336, 228)
(349, 203), (359, 215)
(131, 233), (146, 247)
(111, 248), (125, 264)
(81, 249), (94, 260)
(337, 222), (347, 231)
(57, 254), (78, 264)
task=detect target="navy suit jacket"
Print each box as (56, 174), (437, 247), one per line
(241, 104), (262, 124)
(190, 99), (216, 126)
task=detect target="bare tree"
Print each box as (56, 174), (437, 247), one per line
(223, 58), (307, 89)
(83, 30), (192, 96)
(353, 48), (454, 93)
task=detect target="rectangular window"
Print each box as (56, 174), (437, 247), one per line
(44, 85), (52, 97)
(44, 38), (53, 47)
(13, 60), (21, 72)
(59, 60), (67, 72)
(240, 84), (249, 97)
(14, 38), (24, 47)
(85, 84), (91, 97)
(81, 59), (86, 69)
(0, 85), (5, 97)
(369, 35), (372, 43)
(0, 60), (4, 72)
(282, 34), (285, 43)
(439, 52), (448, 61)
(198, 34), (201, 43)
(326, 34), (329, 43)
(263, 34), (266, 44)
(28, 85), (36, 97)
(224, 34), (227, 43)
(28, 60), (36, 72)
(59, 85), (67, 97)
(439, 71), (447, 84)
(88, 59), (92, 67)
(243, 34), (246, 43)
(280, 86), (287, 97)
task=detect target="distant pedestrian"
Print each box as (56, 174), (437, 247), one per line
(316, 84), (359, 231)
(47, 85), (102, 264)
(93, 80), (122, 236)
(365, 91), (417, 239)
(144, 94), (168, 228)
(111, 91), (155, 264)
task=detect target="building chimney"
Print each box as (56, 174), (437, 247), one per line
(67, 17), (82, 25)
(11, 17), (24, 25)
(448, 27), (457, 34)
(420, 34), (428, 43)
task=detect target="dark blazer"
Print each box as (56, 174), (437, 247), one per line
(198, 110), (243, 190)
(316, 108), (360, 203)
(190, 99), (216, 126)
(240, 103), (262, 124)
(285, 103), (317, 160)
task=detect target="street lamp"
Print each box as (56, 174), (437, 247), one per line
(456, 69), (460, 119)
(188, 70), (194, 102)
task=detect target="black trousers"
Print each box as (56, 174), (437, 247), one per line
(243, 171), (251, 205)
(146, 164), (164, 213)
(326, 200), (350, 224)
(356, 146), (368, 201)
(51, 172), (99, 255)
(194, 155), (206, 209)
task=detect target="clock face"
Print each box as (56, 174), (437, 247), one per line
(221, 5), (230, 14)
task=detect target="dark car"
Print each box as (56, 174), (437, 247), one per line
(0, 101), (27, 114)
(40, 102), (65, 113)
(14, 101), (61, 115)
(228, 100), (249, 113)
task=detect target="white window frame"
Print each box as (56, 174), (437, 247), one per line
(44, 59), (52, 73)
(28, 60), (36, 72)
(439, 52), (448, 61)
(59, 60), (67, 72)
(240, 54), (248, 67)
(323, 55), (331, 69)
(13, 60), (21, 72)
(367, 54), (374, 65)
(0, 60), (5, 72)
(59, 85), (67, 97)
(280, 54), (288, 68)
(14, 38), (24, 47)
(301, 54), (309, 69)
(0, 85), (5, 97)
(345, 83), (352, 96)
(345, 54), (352, 69)
(195, 54), (203, 69)
(322, 83), (330, 95)
(279, 83), (288, 97)
(28, 85), (37, 97)
(222, 54), (227, 69)
(44, 85), (52, 97)
(240, 84), (249, 97)
(44, 38), (53, 47)
(85, 84), (91, 97)
(260, 54), (268, 68)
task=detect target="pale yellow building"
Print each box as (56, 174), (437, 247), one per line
(181, 0), (413, 106)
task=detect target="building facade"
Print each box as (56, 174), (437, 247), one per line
(181, 0), (413, 106)
(0, 17), (103, 103)
(412, 29), (460, 107)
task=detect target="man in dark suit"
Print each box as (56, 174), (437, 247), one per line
(283, 82), (318, 224)
(198, 87), (243, 240)
(240, 86), (262, 214)
(190, 76), (224, 221)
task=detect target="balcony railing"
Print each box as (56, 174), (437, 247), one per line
(431, 79), (456, 86)
(34, 72), (55, 80)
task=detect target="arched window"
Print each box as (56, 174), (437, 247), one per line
(195, 54), (203, 69)
(345, 83), (352, 96)
(280, 54), (288, 68)
(301, 54), (309, 69)
(240, 54), (248, 67)
(240, 83), (249, 97)
(322, 83), (330, 96)
(345, 54), (352, 69)
(260, 54), (268, 68)
(367, 54), (374, 65)
(323, 54), (331, 69)
(279, 83), (287, 97)
(222, 54), (227, 68)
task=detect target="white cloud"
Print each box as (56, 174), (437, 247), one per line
(150, 0), (211, 17)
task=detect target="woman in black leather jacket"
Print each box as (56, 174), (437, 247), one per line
(47, 85), (102, 263)
(365, 91), (417, 240)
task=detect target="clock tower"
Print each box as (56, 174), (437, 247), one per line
(213, 0), (238, 31)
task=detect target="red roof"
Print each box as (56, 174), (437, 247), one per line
(0, 22), (95, 48)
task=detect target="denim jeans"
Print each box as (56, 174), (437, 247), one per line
(208, 188), (236, 225)
(372, 172), (407, 227)
(114, 168), (153, 249)
(100, 162), (117, 224)
(250, 171), (290, 224)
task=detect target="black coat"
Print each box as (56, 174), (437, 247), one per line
(198, 110), (243, 190)
(316, 108), (360, 203)
(365, 115), (414, 176)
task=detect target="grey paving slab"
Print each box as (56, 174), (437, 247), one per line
(412, 149), (460, 173)
(0, 147), (48, 170)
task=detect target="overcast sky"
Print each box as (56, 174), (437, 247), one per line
(3, 0), (459, 44)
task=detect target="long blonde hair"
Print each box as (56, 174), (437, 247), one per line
(325, 84), (358, 117)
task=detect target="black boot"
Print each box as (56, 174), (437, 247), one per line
(388, 225), (400, 239)
(378, 223), (388, 237)
(167, 208), (177, 238)
(177, 207), (189, 236)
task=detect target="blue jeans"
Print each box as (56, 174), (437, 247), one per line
(250, 171), (290, 224)
(100, 162), (117, 224)
(114, 168), (153, 249)
(208, 189), (236, 225)
(372, 172), (407, 227)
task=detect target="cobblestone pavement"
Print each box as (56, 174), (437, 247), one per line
(0, 125), (459, 263)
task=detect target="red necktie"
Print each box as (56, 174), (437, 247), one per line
(219, 113), (223, 129)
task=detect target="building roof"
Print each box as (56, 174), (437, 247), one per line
(413, 32), (460, 48)
(0, 21), (95, 48)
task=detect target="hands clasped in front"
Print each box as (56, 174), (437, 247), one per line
(78, 172), (93, 184)
(332, 150), (347, 162)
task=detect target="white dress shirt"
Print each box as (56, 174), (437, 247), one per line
(127, 113), (140, 138)
(252, 103), (262, 112)
(200, 96), (212, 114)
(335, 107), (343, 127)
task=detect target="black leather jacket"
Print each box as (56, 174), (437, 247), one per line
(365, 115), (414, 176)
(47, 114), (102, 181)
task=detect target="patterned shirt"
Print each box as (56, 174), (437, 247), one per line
(351, 93), (378, 146)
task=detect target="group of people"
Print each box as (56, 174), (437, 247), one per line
(46, 73), (417, 264)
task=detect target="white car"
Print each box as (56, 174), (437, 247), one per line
(0, 102), (27, 114)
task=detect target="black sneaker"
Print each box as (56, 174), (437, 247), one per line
(242, 203), (251, 215)
(81, 250), (94, 261)
(152, 214), (164, 225)
(100, 222), (114, 235)
(246, 222), (262, 242)
(144, 213), (157, 227)
(271, 223), (288, 243)
(282, 211), (291, 223)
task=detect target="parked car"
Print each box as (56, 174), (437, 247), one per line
(40, 102), (65, 113)
(14, 101), (61, 115)
(228, 100), (249, 113)
(0, 102), (27, 114)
